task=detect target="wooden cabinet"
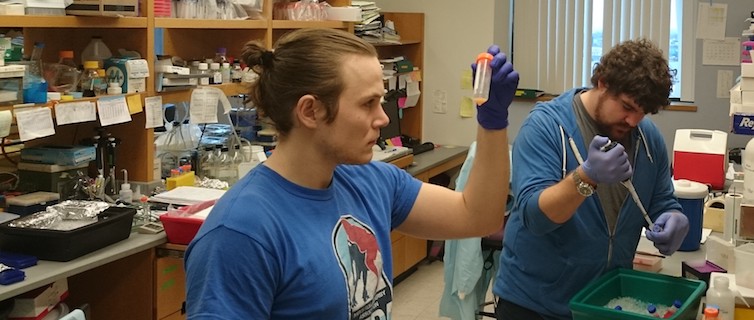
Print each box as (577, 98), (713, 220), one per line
(155, 244), (187, 320)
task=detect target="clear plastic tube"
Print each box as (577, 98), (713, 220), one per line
(473, 52), (493, 106)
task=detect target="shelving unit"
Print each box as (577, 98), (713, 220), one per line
(374, 12), (427, 279)
(375, 12), (424, 141)
(0, 0), (356, 183)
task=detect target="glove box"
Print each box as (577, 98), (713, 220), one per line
(0, 207), (136, 262)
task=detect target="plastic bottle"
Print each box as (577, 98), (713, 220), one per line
(119, 169), (133, 204)
(230, 144), (243, 183)
(706, 276), (735, 320)
(52, 50), (80, 93)
(210, 62), (222, 85)
(473, 52), (493, 106)
(217, 146), (235, 182)
(23, 42), (48, 103)
(107, 82), (122, 95)
(221, 62), (231, 84)
(704, 306), (720, 320)
(80, 60), (104, 97)
(647, 304), (661, 318)
(214, 47), (229, 64)
(198, 63), (209, 85)
(743, 137), (754, 202)
(231, 63), (243, 83)
(81, 36), (112, 68)
(199, 146), (216, 178)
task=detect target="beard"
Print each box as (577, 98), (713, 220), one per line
(594, 93), (633, 141)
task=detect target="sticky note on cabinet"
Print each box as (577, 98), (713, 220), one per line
(460, 96), (474, 118)
(126, 94), (143, 114)
(460, 69), (473, 90)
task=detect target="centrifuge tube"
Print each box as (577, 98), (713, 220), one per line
(473, 52), (493, 106)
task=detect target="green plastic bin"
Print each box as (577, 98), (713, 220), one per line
(570, 268), (706, 320)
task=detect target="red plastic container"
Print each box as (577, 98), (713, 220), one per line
(159, 214), (204, 245)
(159, 199), (216, 245)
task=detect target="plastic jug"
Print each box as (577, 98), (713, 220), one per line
(81, 36), (112, 68)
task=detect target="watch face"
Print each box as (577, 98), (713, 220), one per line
(577, 182), (594, 197)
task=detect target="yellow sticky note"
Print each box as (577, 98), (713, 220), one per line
(460, 69), (473, 90)
(460, 96), (474, 118)
(126, 94), (143, 114)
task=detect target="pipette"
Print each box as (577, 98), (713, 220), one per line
(600, 140), (656, 230)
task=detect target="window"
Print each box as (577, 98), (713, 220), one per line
(513, 0), (694, 102)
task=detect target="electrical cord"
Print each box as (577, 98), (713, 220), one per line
(1, 137), (20, 165)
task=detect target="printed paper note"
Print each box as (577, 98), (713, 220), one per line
(0, 110), (12, 137)
(190, 88), (220, 124)
(145, 96), (164, 129)
(15, 107), (55, 141)
(97, 96), (132, 126)
(55, 101), (96, 125)
(696, 2), (727, 40)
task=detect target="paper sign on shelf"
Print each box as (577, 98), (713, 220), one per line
(14, 106), (55, 141)
(97, 95), (132, 126)
(189, 86), (232, 124)
(55, 101), (96, 125)
(0, 110), (12, 138)
(144, 96), (164, 129)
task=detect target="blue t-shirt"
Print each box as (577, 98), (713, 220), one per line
(185, 161), (422, 319)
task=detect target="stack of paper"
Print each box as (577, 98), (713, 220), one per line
(352, 1), (382, 42)
(150, 186), (226, 206)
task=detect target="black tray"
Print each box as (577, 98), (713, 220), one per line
(0, 206), (135, 262)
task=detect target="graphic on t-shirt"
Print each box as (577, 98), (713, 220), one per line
(334, 216), (392, 320)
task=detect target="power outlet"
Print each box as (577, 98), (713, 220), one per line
(433, 90), (447, 114)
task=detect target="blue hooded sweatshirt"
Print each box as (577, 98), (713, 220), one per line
(493, 88), (682, 319)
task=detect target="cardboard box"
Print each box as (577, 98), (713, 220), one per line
(104, 58), (149, 93)
(743, 63), (754, 78)
(8, 278), (69, 320)
(325, 6), (361, 22)
(65, 0), (138, 17)
(733, 114), (754, 135)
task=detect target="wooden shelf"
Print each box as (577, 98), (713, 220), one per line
(271, 20), (349, 29)
(372, 40), (421, 47)
(0, 15), (147, 28)
(155, 18), (268, 29)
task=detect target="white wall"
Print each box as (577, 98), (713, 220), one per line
(375, 0), (507, 147)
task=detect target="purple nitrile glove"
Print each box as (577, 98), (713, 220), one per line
(581, 136), (633, 184)
(471, 45), (519, 130)
(645, 211), (689, 255)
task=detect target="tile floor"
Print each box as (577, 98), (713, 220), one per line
(391, 260), (496, 320)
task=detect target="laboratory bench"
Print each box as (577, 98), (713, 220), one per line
(0, 145), (470, 319)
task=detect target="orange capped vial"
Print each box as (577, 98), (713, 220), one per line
(473, 52), (493, 106)
(703, 306), (719, 320)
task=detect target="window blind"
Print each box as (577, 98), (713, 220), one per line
(513, 0), (692, 100)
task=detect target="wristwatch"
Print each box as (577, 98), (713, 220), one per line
(573, 170), (595, 197)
